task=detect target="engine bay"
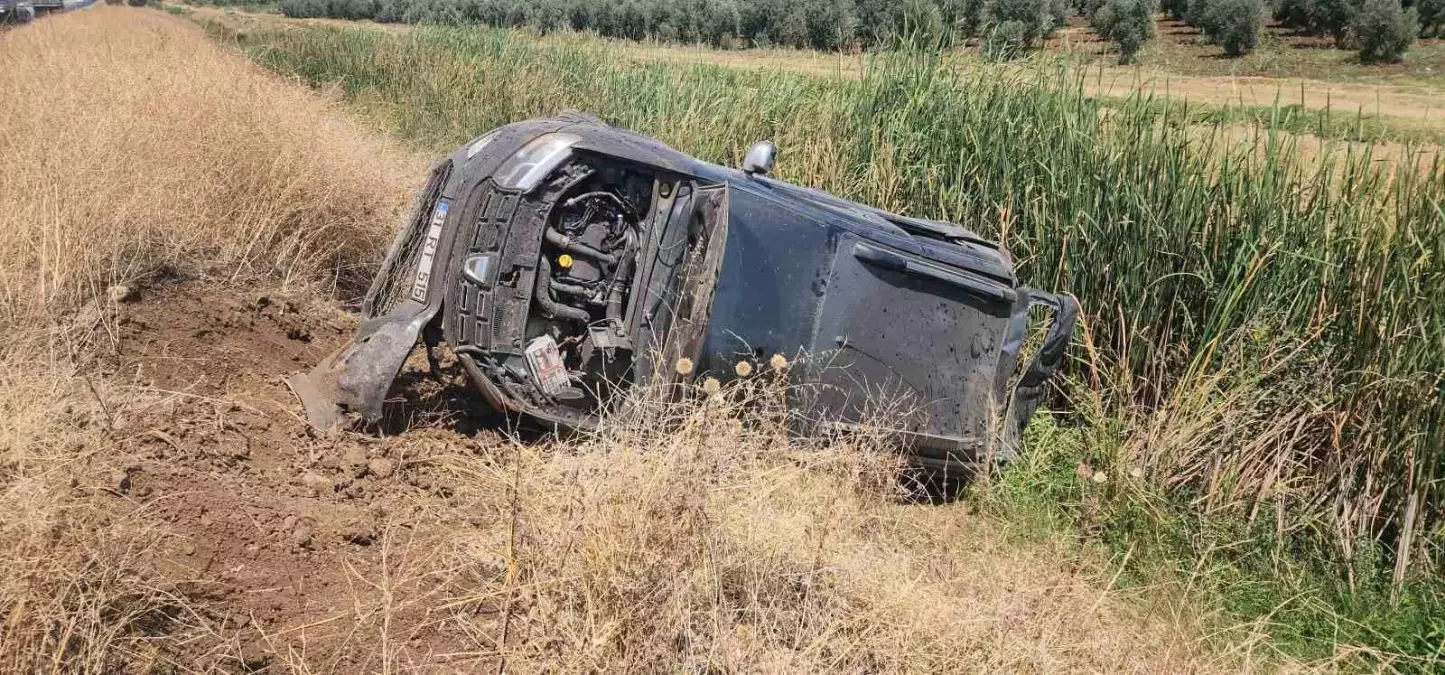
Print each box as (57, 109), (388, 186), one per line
(521, 162), (650, 408)
(451, 155), (725, 424)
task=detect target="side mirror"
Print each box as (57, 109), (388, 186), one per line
(742, 141), (776, 176)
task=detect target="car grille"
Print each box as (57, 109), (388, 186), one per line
(363, 161), (451, 320)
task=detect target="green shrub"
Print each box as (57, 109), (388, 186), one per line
(1182, 0), (1210, 24)
(279, 0), (320, 17)
(805, 0), (859, 49)
(1312, 0), (1358, 44)
(1200, 0), (1264, 56)
(1045, 0), (1073, 36)
(1094, 0), (1155, 63)
(1086, 0), (1110, 27)
(275, 0), (888, 50)
(982, 18), (1029, 57)
(701, 0), (742, 46)
(854, 0), (899, 43)
(1275, 0), (1318, 31)
(373, 0), (404, 21)
(1413, 0), (1442, 35)
(856, 0), (956, 45)
(985, 0), (1054, 49)
(525, 0), (567, 33)
(901, 0), (951, 43)
(939, 0), (989, 37)
(1355, 0), (1416, 61)
(1272, 0), (1367, 43)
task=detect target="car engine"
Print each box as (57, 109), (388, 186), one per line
(518, 164), (650, 407)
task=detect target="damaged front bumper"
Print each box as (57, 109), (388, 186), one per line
(287, 302), (439, 430)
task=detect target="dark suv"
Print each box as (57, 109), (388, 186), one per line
(292, 114), (1077, 474)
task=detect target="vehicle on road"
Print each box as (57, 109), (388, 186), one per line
(292, 113), (1078, 475)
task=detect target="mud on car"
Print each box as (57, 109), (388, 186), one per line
(291, 113), (1077, 475)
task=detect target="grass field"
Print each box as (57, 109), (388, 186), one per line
(3, 4), (1444, 670)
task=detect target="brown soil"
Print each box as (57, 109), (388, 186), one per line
(90, 282), (501, 670)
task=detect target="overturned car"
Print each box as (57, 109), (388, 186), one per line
(291, 113), (1077, 474)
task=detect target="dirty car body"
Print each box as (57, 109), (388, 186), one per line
(291, 114), (1077, 474)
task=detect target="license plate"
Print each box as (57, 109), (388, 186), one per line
(410, 199), (450, 303)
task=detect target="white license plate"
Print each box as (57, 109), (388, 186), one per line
(410, 199), (450, 303)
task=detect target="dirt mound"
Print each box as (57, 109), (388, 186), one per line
(93, 282), (500, 670)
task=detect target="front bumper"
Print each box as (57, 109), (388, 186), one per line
(287, 302), (438, 430)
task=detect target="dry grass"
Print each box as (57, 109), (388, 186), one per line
(0, 7), (1236, 672)
(0, 366), (180, 671)
(234, 373), (1237, 671)
(0, 7), (423, 327)
(0, 6), (421, 670)
(403, 380), (1233, 672)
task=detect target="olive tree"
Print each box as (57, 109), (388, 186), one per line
(1094, 0), (1156, 63)
(1201, 0), (1264, 56)
(1355, 0), (1416, 62)
(1419, 0), (1445, 36)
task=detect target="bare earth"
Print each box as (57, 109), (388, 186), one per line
(91, 283), (479, 669)
(1085, 70), (1443, 120)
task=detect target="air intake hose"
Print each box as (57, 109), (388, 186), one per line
(544, 226), (617, 267)
(534, 257), (591, 322)
(606, 229), (637, 322)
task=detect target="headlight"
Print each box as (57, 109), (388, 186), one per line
(494, 133), (581, 192)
